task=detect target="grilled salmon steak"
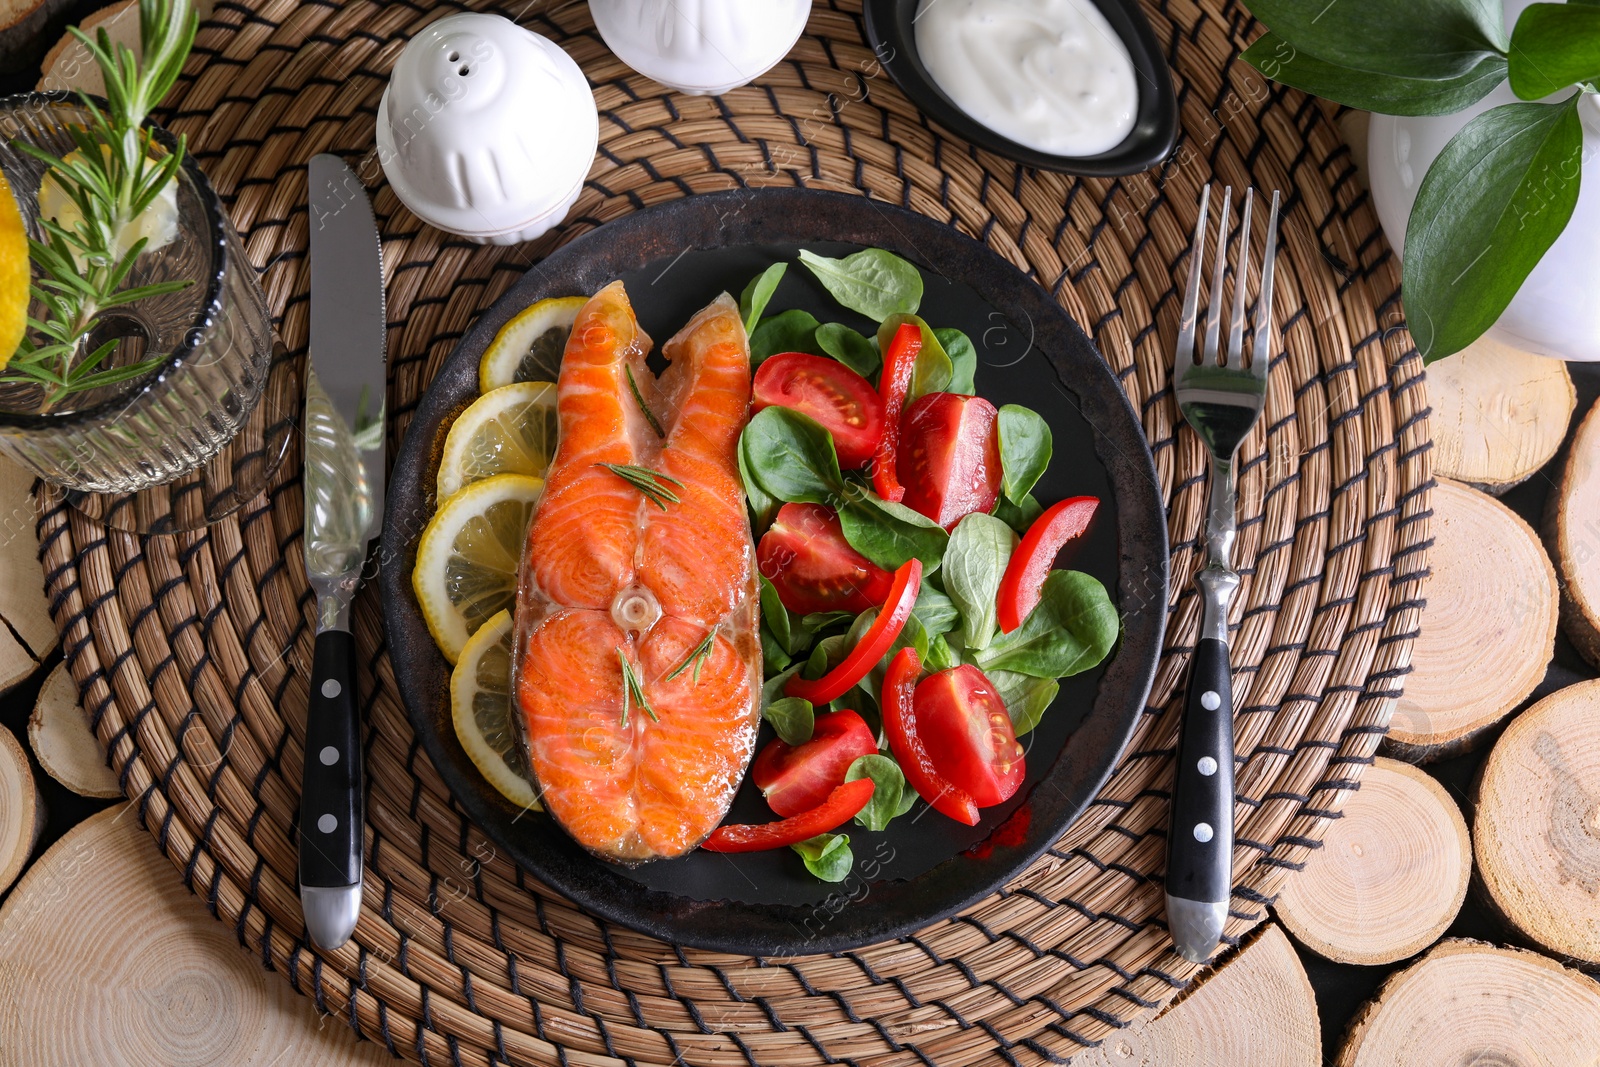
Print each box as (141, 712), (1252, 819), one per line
(513, 281), (761, 863)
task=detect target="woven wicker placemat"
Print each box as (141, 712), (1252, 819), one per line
(35, 1), (1433, 1063)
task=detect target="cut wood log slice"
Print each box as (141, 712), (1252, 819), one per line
(38, 0), (214, 92)
(0, 724), (43, 895)
(27, 662), (119, 798)
(0, 0), (78, 70)
(1427, 338), (1575, 494)
(1275, 757), (1469, 966)
(1548, 401), (1600, 671)
(1074, 925), (1319, 1067)
(1474, 679), (1600, 964)
(1386, 479), (1558, 762)
(0, 459), (56, 697)
(0, 806), (393, 1066)
(1336, 939), (1600, 1067)
(37, 0), (135, 94)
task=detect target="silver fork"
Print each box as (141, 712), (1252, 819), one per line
(1165, 184), (1279, 964)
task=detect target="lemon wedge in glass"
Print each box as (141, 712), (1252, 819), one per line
(479, 295), (586, 391)
(0, 170), (29, 369)
(436, 380), (558, 501)
(414, 473), (543, 662)
(452, 608), (541, 811)
(37, 147), (179, 259)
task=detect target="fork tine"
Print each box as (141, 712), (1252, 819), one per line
(1201, 186), (1232, 367)
(1226, 189), (1253, 367)
(1176, 184), (1211, 368)
(1250, 190), (1281, 378)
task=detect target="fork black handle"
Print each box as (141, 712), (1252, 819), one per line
(1166, 634), (1235, 906)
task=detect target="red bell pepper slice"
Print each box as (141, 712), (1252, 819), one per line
(785, 558), (922, 705)
(700, 779), (876, 852)
(871, 323), (922, 503)
(996, 496), (1099, 633)
(881, 647), (980, 826)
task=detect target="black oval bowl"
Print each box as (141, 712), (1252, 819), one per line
(380, 188), (1167, 956)
(862, 0), (1178, 176)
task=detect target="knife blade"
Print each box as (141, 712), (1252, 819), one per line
(298, 153), (387, 951)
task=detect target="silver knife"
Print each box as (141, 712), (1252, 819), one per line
(298, 153), (387, 951)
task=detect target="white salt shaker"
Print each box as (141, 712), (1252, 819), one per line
(376, 13), (599, 245)
(589, 0), (812, 96)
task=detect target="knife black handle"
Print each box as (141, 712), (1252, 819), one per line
(299, 628), (364, 888)
(1165, 636), (1235, 905)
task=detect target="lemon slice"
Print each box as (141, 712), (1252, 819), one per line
(0, 170), (28, 369)
(414, 473), (543, 662)
(436, 380), (559, 500)
(452, 608), (541, 810)
(479, 295), (586, 391)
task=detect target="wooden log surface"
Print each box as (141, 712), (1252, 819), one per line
(0, 806), (393, 1066)
(0, 724), (43, 895)
(1274, 758), (1469, 966)
(1548, 401), (1600, 671)
(1387, 479), (1558, 761)
(0, 0), (78, 70)
(1474, 679), (1600, 965)
(27, 662), (120, 798)
(1074, 925), (1320, 1067)
(0, 460), (56, 697)
(1427, 338), (1575, 494)
(1336, 940), (1600, 1067)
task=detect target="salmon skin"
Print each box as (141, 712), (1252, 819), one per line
(513, 281), (761, 864)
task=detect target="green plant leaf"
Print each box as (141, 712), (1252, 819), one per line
(750, 308), (824, 363)
(792, 833), (853, 881)
(740, 406), (846, 504)
(942, 512), (1016, 652)
(759, 575), (794, 656)
(837, 490), (949, 571)
(925, 632), (960, 671)
(912, 584), (961, 639)
(934, 327), (977, 394)
(1404, 96), (1583, 362)
(1244, 0), (1507, 81)
(799, 248), (923, 321)
(997, 404), (1052, 504)
(814, 322), (880, 377)
(764, 696), (815, 746)
(846, 754), (916, 829)
(1242, 31), (1508, 115)
(738, 434), (781, 534)
(1508, 3), (1600, 98)
(739, 263), (787, 333)
(987, 669), (1059, 738)
(876, 314), (953, 402)
(994, 491), (1045, 536)
(974, 570), (1119, 678)
(762, 664), (803, 711)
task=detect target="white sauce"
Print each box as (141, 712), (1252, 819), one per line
(914, 0), (1140, 157)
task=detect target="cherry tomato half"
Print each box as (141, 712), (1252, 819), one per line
(700, 779), (875, 852)
(882, 648), (980, 825)
(753, 352), (885, 469)
(751, 709), (879, 817)
(996, 496), (1099, 633)
(913, 665), (1025, 807)
(757, 503), (894, 616)
(897, 392), (1002, 530)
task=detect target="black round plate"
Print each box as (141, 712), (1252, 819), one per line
(861, 0), (1178, 176)
(380, 188), (1167, 955)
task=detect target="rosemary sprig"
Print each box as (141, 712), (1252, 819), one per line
(625, 364), (665, 438)
(617, 649), (659, 727)
(665, 632), (716, 684)
(596, 462), (684, 510)
(0, 0), (200, 410)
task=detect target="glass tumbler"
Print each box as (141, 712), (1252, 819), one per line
(0, 93), (273, 495)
